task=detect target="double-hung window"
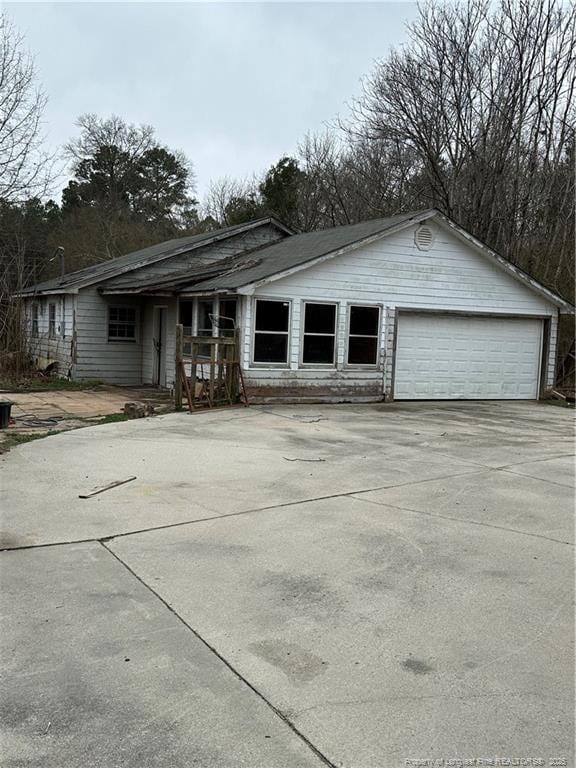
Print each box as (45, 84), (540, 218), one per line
(31, 304), (39, 337)
(218, 298), (237, 337)
(48, 303), (56, 338)
(108, 306), (137, 341)
(179, 301), (193, 355)
(347, 305), (380, 365)
(197, 299), (214, 358)
(253, 299), (290, 364)
(179, 302), (193, 336)
(197, 300), (213, 338)
(302, 302), (337, 365)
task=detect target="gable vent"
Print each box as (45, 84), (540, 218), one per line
(415, 224), (435, 251)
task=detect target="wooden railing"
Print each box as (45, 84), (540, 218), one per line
(175, 324), (248, 410)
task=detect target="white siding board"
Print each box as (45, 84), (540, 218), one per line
(75, 289), (142, 385)
(546, 314), (559, 387)
(141, 302), (154, 385)
(163, 298), (177, 390)
(25, 295), (74, 375)
(255, 225), (552, 314)
(240, 295), (251, 369)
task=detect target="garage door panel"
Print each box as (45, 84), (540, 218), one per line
(394, 314), (542, 400)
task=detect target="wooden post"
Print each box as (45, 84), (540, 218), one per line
(181, 361), (194, 411)
(175, 324), (183, 409)
(209, 341), (216, 405)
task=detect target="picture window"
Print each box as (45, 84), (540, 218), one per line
(302, 302), (337, 365)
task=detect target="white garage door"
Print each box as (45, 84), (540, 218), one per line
(394, 314), (543, 400)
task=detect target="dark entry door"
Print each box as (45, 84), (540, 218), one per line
(153, 307), (167, 387)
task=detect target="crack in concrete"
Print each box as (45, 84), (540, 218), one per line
(496, 452), (575, 469)
(496, 465), (575, 489)
(349, 494), (574, 546)
(2, 459), (573, 552)
(291, 689), (572, 720)
(0, 467), (486, 552)
(99, 540), (337, 768)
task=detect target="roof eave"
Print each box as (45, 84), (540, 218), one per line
(16, 287), (80, 298)
(21, 216), (293, 296)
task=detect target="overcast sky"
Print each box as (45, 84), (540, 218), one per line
(6, 2), (418, 201)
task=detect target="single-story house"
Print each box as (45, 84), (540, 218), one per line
(20, 209), (573, 402)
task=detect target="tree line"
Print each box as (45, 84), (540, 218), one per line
(205, 0), (575, 304)
(1, 0), (574, 367)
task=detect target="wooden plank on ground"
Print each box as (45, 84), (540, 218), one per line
(79, 476), (136, 499)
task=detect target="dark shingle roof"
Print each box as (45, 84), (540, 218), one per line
(144, 208), (572, 313)
(19, 217), (290, 296)
(151, 210), (434, 294)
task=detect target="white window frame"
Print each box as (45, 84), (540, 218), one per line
(107, 304), (138, 343)
(251, 297), (291, 368)
(345, 303), (382, 368)
(48, 302), (56, 338)
(31, 303), (39, 337)
(300, 301), (338, 368)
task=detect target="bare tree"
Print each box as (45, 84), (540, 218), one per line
(64, 113), (156, 170)
(0, 14), (52, 202)
(202, 176), (262, 225)
(295, 131), (422, 229)
(345, 0), (575, 296)
(0, 16), (55, 376)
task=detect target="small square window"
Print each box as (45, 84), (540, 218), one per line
(108, 306), (137, 342)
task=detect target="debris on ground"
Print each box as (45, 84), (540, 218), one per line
(282, 457), (326, 463)
(123, 402), (155, 418)
(79, 476), (137, 499)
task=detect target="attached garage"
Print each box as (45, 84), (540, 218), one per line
(394, 313), (544, 400)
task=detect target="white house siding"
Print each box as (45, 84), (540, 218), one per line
(25, 295), (75, 376)
(141, 302), (155, 385)
(242, 222), (557, 402)
(74, 289), (143, 385)
(164, 299), (178, 390)
(141, 302), (153, 385)
(546, 314), (559, 388)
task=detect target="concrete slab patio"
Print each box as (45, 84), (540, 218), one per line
(4, 384), (173, 421)
(0, 385), (174, 452)
(0, 401), (574, 767)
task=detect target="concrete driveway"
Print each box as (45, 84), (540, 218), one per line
(1, 401), (574, 767)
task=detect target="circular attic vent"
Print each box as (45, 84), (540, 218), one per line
(415, 224), (435, 251)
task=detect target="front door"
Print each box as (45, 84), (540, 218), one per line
(153, 307), (167, 387)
